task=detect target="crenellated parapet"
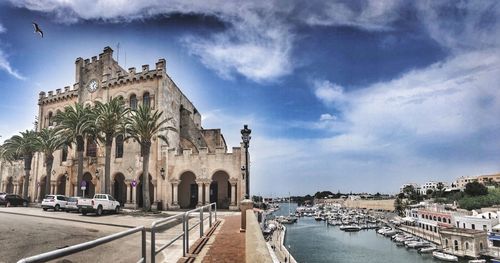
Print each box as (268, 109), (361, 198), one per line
(102, 58), (166, 88)
(38, 86), (78, 105)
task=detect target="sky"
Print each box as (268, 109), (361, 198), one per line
(0, 0), (499, 196)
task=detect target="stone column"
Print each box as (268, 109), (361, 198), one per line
(229, 179), (239, 210)
(152, 179), (157, 202)
(171, 180), (179, 206)
(132, 185), (137, 205)
(196, 180), (203, 206)
(74, 185), (78, 196)
(125, 181), (131, 203)
(13, 183), (18, 195)
(204, 181), (210, 205)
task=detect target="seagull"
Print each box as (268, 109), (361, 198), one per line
(32, 22), (43, 38)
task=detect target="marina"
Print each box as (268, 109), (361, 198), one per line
(270, 202), (472, 263)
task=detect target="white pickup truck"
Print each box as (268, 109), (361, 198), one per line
(77, 194), (121, 216)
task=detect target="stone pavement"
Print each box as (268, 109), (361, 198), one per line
(195, 215), (245, 263)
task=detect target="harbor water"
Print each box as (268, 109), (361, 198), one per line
(274, 203), (468, 263)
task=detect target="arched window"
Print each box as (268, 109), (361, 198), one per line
(438, 217), (441, 222)
(143, 92), (150, 108)
(130, 94), (137, 110)
(445, 239), (449, 247)
(61, 145), (68, 162)
(454, 240), (459, 251)
(465, 242), (469, 250)
(115, 135), (124, 158)
(86, 137), (97, 157)
(48, 112), (53, 127)
(480, 242), (484, 250)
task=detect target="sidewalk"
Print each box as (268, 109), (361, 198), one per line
(196, 215), (245, 263)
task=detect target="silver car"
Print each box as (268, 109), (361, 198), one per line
(65, 196), (82, 213)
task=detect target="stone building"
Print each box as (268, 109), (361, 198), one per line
(439, 228), (487, 258)
(0, 47), (247, 210)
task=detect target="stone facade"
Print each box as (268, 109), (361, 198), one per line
(0, 47), (246, 210)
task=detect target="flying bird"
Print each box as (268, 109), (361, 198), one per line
(32, 22), (43, 38)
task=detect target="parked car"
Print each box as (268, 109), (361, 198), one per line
(41, 195), (68, 211)
(65, 196), (82, 213)
(0, 194), (29, 207)
(77, 194), (120, 216)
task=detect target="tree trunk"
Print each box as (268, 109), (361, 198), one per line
(77, 136), (85, 197)
(141, 142), (151, 211)
(45, 154), (54, 199)
(23, 154), (33, 200)
(104, 134), (113, 195)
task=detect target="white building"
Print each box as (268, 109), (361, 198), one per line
(419, 181), (448, 195)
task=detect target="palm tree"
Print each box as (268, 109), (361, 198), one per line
(3, 130), (38, 200)
(34, 128), (66, 199)
(127, 105), (172, 211)
(54, 103), (94, 197)
(92, 97), (130, 194)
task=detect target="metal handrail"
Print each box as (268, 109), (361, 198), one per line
(150, 202), (217, 263)
(184, 202), (217, 257)
(17, 226), (146, 263)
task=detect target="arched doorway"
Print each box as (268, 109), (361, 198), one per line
(211, 171), (230, 209)
(136, 174), (154, 208)
(113, 173), (126, 206)
(39, 176), (47, 200)
(82, 172), (95, 198)
(6, 177), (13, 193)
(57, 175), (66, 195)
(179, 172), (197, 209)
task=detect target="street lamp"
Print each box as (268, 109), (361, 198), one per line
(160, 167), (165, 180)
(241, 124), (251, 199)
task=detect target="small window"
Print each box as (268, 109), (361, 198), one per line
(448, 218), (451, 224)
(48, 112), (54, 127)
(143, 92), (150, 108)
(86, 137), (97, 157)
(465, 242), (469, 250)
(61, 145), (68, 162)
(115, 135), (124, 158)
(472, 224), (475, 230)
(130, 94), (137, 110)
(484, 225), (488, 231)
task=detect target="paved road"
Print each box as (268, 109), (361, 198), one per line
(0, 212), (142, 263)
(0, 207), (236, 263)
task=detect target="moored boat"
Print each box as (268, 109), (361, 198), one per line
(468, 260), (486, 263)
(432, 251), (458, 262)
(418, 246), (437, 253)
(340, 224), (362, 232)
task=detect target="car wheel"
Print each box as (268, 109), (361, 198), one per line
(43, 208), (48, 211)
(55, 204), (60, 212)
(22, 201), (28, 207)
(115, 206), (120, 214)
(6, 202), (11, 207)
(96, 206), (103, 216)
(82, 211), (87, 215)
(65, 210), (69, 213)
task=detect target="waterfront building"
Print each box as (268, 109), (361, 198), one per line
(416, 205), (454, 235)
(453, 176), (478, 189)
(477, 173), (500, 185)
(439, 228), (487, 258)
(0, 47), (247, 210)
(399, 183), (420, 193)
(454, 211), (499, 232)
(419, 181), (448, 195)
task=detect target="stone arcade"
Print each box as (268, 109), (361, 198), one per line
(0, 47), (247, 210)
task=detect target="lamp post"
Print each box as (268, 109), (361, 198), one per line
(241, 124), (251, 199)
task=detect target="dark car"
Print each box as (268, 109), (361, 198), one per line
(0, 194), (29, 207)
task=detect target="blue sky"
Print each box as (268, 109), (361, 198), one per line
(0, 1), (499, 195)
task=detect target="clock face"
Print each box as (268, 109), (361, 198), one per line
(87, 79), (98, 93)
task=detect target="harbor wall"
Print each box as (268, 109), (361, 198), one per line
(246, 212), (273, 263)
(343, 199), (396, 211)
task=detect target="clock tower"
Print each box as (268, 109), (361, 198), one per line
(74, 46), (127, 103)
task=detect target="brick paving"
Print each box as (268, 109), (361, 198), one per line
(201, 215), (245, 263)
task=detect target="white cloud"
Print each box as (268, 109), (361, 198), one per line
(314, 80), (345, 105)
(0, 23), (25, 80)
(319, 113), (336, 121)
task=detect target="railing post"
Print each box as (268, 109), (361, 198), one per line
(151, 225), (156, 263)
(209, 204), (212, 228)
(182, 213), (186, 257)
(200, 207), (204, 238)
(142, 227), (146, 262)
(185, 212), (190, 255)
